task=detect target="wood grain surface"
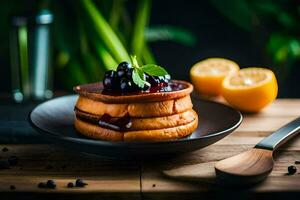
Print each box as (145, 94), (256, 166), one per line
(1, 99), (300, 199)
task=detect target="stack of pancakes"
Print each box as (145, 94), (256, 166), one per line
(74, 80), (198, 141)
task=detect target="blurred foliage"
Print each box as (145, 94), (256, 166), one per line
(0, 0), (196, 89)
(211, 0), (300, 76)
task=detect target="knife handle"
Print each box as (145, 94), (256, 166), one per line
(255, 116), (300, 151)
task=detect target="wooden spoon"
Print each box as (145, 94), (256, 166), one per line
(215, 116), (300, 185)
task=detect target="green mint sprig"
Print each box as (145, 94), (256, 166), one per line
(130, 55), (169, 88)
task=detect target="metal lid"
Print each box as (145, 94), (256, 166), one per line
(35, 9), (53, 24)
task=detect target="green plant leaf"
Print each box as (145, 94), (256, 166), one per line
(210, 0), (255, 32)
(142, 44), (156, 64)
(145, 26), (197, 47)
(132, 68), (147, 88)
(267, 33), (290, 63)
(140, 64), (168, 76)
(131, 0), (151, 58)
(80, 0), (130, 62)
(131, 55), (140, 69)
(109, 0), (123, 31)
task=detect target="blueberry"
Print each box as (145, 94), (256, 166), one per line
(126, 68), (133, 79)
(10, 185), (16, 190)
(117, 61), (132, 71)
(103, 77), (119, 89)
(117, 69), (126, 78)
(288, 165), (297, 175)
(103, 77), (114, 89)
(104, 70), (116, 78)
(75, 179), (88, 187)
(120, 78), (133, 92)
(117, 62), (132, 78)
(46, 180), (56, 189)
(147, 76), (160, 87)
(67, 182), (74, 188)
(143, 82), (151, 91)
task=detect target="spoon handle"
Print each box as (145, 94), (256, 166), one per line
(255, 116), (300, 151)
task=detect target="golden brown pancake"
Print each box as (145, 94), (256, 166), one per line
(74, 115), (198, 141)
(75, 109), (197, 131)
(75, 95), (193, 118)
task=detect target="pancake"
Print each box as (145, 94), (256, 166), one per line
(73, 80), (198, 141)
(75, 109), (197, 131)
(75, 95), (193, 118)
(74, 116), (198, 141)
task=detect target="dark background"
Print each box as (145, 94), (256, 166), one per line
(0, 0), (299, 97)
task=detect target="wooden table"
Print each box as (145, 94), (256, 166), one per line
(1, 99), (300, 199)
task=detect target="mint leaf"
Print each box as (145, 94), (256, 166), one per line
(130, 55), (140, 69)
(132, 68), (147, 88)
(140, 64), (168, 76)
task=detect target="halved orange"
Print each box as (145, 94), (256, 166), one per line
(221, 67), (278, 112)
(190, 58), (239, 96)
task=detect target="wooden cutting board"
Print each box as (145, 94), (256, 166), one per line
(0, 99), (300, 199)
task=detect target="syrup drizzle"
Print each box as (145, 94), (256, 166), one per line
(98, 114), (132, 131)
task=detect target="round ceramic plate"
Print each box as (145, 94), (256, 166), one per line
(29, 95), (242, 159)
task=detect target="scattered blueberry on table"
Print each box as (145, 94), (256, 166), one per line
(67, 182), (74, 188)
(10, 185), (16, 190)
(2, 147), (8, 152)
(75, 179), (88, 187)
(46, 180), (56, 189)
(288, 165), (297, 175)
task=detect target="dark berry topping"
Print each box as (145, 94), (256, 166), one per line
(158, 76), (168, 84)
(117, 61), (132, 71)
(105, 70), (116, 78)
(126, 68), (133, 79)
(103, 70), (119, 90)
(143, 82), (151, 91)
(288, 165), (297, 175)
(117, 62), (132, 78)
(117, 69), (126, 78)
(103, 61), (171, 93)
(103, 77), (115, 89)
(147, 75), (160, 87)
(120, 78), (133, 92)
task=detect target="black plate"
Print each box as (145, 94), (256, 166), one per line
(29, 95), (242, 159)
